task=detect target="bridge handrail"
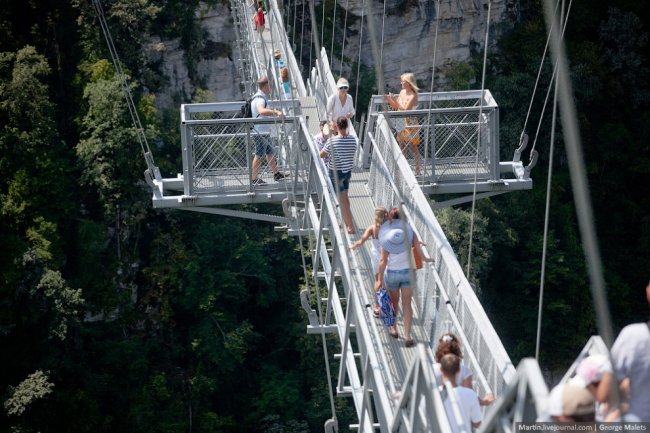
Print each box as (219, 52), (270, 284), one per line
(293, 117), (403, 431)
(369, 114), (516, 397)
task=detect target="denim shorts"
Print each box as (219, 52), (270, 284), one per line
(253, 135), (275, 157)
(329, 170), (351, 193)
(384, 269), (412, 291)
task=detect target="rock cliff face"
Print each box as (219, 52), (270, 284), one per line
(145, 2), (241, 111)
(328, 0), (517, 90)
(147, 0), (517, 111)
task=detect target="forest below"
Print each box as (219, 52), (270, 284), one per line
(0, 0), (648, 432)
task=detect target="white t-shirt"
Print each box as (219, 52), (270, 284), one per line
(326, 93), (355, 123)
(250, 91), (271, 134)
(441, 385), (482, 433)
(611, 322), (650, 421)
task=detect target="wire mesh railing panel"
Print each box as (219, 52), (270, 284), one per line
(181, 101), (300, 195)
(365, 91), (500, 183)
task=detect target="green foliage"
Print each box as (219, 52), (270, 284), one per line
(444, 61), (475, 91)
(4, 370), (53, 417)
(34, 269), (84, 340)
(435, 202), (493, 286)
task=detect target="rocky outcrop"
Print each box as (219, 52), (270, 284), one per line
(147, 0), (516, 111)
(337, 0), (516, 90)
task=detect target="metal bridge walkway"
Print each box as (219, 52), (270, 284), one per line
(141, 1), (604, 432)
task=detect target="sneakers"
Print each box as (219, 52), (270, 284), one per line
(253, 173), (286, 184)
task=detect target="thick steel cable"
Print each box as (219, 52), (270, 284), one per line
(519, 0), (561, 153)
(338, 0), (349, 76)
(529, 0), (573, 157)
(91, 0), (151, 158)
(541, 0), (615, 349)
(466, 0), (492, 279)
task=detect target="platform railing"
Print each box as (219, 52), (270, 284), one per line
(178, 101), (301, 196)
(363, 91), (499, 183)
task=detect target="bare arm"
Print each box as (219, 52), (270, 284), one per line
(350, 226), (374, 249)
(375, 249), (389, 290)
(256, 100), (283, 117)
(413, 236), (434, 263)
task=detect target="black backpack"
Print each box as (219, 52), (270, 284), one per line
(238, 94), (266, 118)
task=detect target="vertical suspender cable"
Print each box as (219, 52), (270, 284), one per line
(292, 0), (298, 47)
(354, 0), (364, 102)
(541, 0), (616, 349)
(299, 0), (305, 65)
(339, 0), (349, 76)
(423, 0), (441, 182)
(321, 0), (326, 49)
(330, 0), (337, 69)
(466, 0), (491, 278)
(533, 0), (573, 360)
(362, 0), (385, 93)
(536, 58), (559, 361)
(379, 0), (387, 66)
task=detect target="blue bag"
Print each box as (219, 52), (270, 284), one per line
(376, 287), (395, 326)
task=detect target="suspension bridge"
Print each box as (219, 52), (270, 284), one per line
(93, 0), (616, 430)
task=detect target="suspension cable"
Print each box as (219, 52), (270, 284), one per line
(517, 0), (556, 148)
(362, 0), (385, 93)
(299, 0), (305, 68)
(379, 0), (387, 66)
(541, 0), (615, 351)
(354, 0), (365, 101)
(330, 0), (337, 69)
(321, 0), (326, 49)
(292, 0), (298, 47)
(423, 0), (441, 182)
(466, 0), (492, 279)
(536, 42), (560, 361)
(339, 0), (349, 76)
(91, 0), (152, 159)
(529, 0), (573, 158)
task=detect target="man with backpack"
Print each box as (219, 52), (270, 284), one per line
(250, 76), (286, 185)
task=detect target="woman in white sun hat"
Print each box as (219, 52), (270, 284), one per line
(326, 77), (355, 135)
(375, 207), (432, 346)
